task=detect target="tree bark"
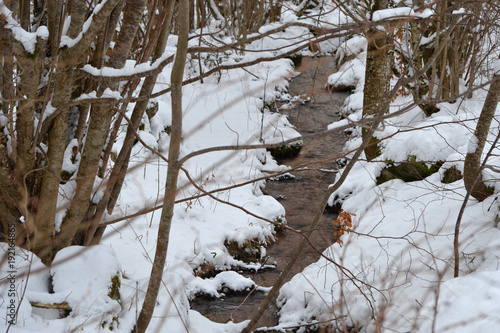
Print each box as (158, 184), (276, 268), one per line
(362, 0), (393, 161)
(464, 71), (500, 201)
(67, 0), (87, 39)
(34, 65), (74, 263)
(132, 1), (189, 332)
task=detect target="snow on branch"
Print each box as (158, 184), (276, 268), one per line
(76, 88), (123, 102)
(0, 2), (48, 53)
(372, 7), (435, 22)
(60, 1), (105, 48)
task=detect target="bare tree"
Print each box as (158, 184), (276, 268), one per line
(463, 70), (500, 201)
(132, 0), (189, 331)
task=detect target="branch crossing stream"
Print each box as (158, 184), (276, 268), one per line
(191, 56), (350, 329)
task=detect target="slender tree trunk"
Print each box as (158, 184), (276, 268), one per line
(132, 1), (189, 332)
(47, 0), (64, 57)
(34, 68), (73, 263)
(12, 38), (46, 249)
(67, 0), (87, 38)
(464, 71), (500, 201)
(362, 0), (393, 161)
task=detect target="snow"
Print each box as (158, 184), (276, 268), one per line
(452, 8), (467, 15)
(81, 48), (176, 77)
(76, 88), (123, 101)
(186, 271), (267, 299)
(417, 270), (500, 332)
(50, 246), (121, 317)
(372, 7), (434, 22)
(280, 181), (500, 332)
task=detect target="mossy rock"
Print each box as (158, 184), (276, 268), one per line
(145, 100), (159, 119)
(442, 165), (463, 184)
(225, 238), (267, 263)
(261, 99), (278, 113)
(376, 156), (443, 185)
(273, 215), (287, 233)
(327, 83), (355, 93)
(287, 53), (303, 67)
(268, 142), (302, 160)
(60, 170), (74, 184)
(421, 103), (440, 117)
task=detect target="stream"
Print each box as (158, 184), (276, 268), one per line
(191, 56), (350, 329)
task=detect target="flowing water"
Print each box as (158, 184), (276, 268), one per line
(191, 56), (349, 329)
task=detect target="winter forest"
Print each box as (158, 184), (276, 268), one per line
(1, 0), (500, 332)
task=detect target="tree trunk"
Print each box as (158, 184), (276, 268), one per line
(34, 66), (74, 263)
(464, 71), (500, 201)
(68, 0), (87, 39)
(132, 1), (189, 332)
(362, 0), (393, 161)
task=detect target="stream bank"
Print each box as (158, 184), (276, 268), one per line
(191, 56), (350, 329)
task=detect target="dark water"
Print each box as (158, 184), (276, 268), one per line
(190, 56), (349, 329)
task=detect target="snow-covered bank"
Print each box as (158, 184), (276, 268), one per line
(277, 33), (500, 333)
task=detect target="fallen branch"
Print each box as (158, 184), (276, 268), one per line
(29, 301), (71, 311)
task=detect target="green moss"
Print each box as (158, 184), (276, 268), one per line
(225, 239), (261, 262)
(60, 170), (74, 183)
(273, 216), (287, 233)
(25, 43), (40, 60)
(376, 155), (443, 185)
(145, 101), (159, 119)
(485, 185), (495, 196)
(421, 103), (440, 117)
(268, 142), (302, 160)
(224, 237), (272, 263)
(101, 316), (119, 330)
(108, 272), (121, 301)
(442, 165), (463, 184)
(95, 273), (121, 329)
(286, 53), (303, 67)
(261, 100), (278, 113)
(66, 210), (74, 220)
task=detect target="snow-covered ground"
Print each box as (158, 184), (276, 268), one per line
(2, 2), (500, 333)
(277, 30), (500, 333)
